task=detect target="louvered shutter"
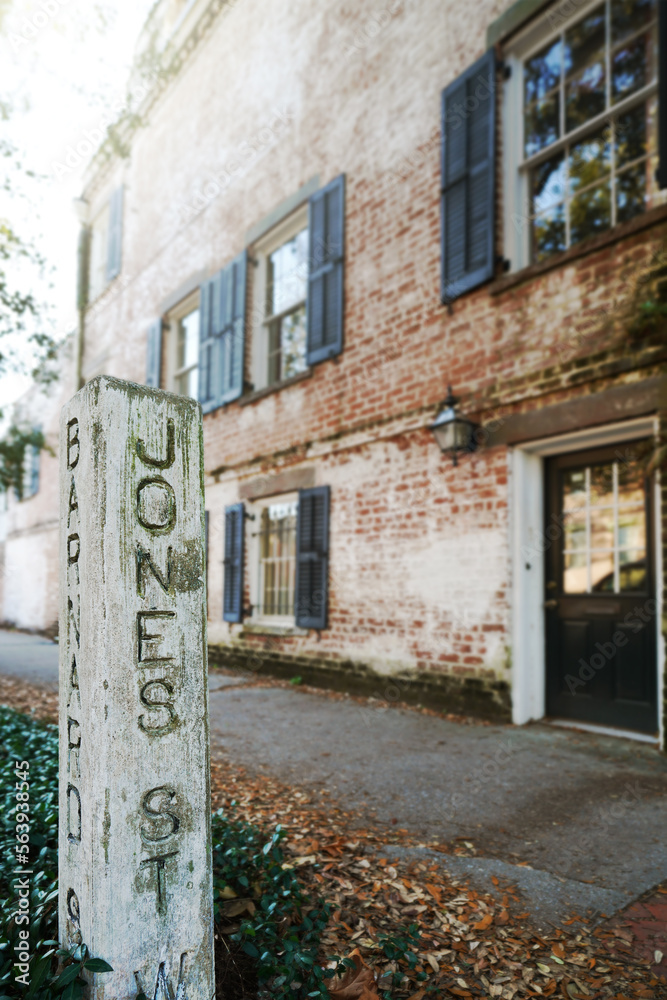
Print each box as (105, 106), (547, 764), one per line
(295, 485), (330, 630)
(441, 50), (496, 304)
(223, 502), (244, 623)
(657, 2), (667, 189)
(146, 319), (163, 387)
(307, 176), (345, 365)
(199, 251), (247, 413)
(106, 185), (124, 282)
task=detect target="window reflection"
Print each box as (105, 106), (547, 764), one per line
(523, 0), (658, 263)
(561, 459), (648, 594)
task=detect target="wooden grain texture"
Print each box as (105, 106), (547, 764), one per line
(58, 375), (214, 1000)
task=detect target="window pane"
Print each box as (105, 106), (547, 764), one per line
(611, 0), (655, 45)
(590, 463), (614, 506)
(267, 227), (308, 316)
(616, 110), (647, 167)
(564, 551), (587, 594)
(619, 549), (647, 591)
(616, 163), (647, 223)
(281, 305), (307, 379)
(590, 506), (613, 550)
(259, 501), (298, 617)
(570, 181), (611, 243)
(533, 205), (566, 261)
(532, 153), (566, 212)
(569, 129), (611, 194)
(178, 309), (199, 370)
(564, 511), (586, 549)
(525, 39), (562, 104)
(525, 96), (560, 157)
(563, 468), (586, 511)
(612, 36), (650, 102)
(564, 7), (606, 132)
(591, 550), (614, 590)
(618, 462), (645, 504)
(187, 366), (198, 400)
(618, 505), (646, 549)
(267, 322), (281, 385)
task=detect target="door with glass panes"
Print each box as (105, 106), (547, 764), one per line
(545, 443), (657, 733)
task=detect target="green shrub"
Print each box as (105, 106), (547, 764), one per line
(0, 706), (334, 999)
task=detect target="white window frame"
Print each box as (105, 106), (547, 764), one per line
(502, 0), (663, 273)
(247, 491), (299, 626)
(250, 206), (309, 392)
(164, 290), (200, 399)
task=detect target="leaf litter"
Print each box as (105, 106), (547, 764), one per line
(1, 672), (665, 998)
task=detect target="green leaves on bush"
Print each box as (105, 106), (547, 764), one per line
(0, 706), (333, 999)
(211, 808), (333, 998)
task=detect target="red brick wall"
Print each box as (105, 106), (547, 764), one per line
(76, 0), (666, 723)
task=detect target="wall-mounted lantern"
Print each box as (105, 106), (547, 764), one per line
(429, 386), (479, 466)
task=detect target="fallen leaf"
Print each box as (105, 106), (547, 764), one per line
(474, 913), (493, 931)
(329, 949), (379, 1000)
(425, 954), (439, 973)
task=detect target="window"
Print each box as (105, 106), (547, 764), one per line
(164, 293), (200, 399)
(253, 495), (299, 621)
(223, 486), (330, 629)
(561, 457), (647, 594)
(174, 308), (200, 398)
(266, 229), (309, 384)
(504, 0), (663, 269)
(250, 176), (346, 391)
(251, 209), (309, 390)
(86, 186), (123, 303)
(145, 177), (345, 403)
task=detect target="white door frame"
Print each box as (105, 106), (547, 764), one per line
(510, 417), (663, 745)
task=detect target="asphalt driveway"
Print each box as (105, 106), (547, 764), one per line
(1, 629), (665, 931)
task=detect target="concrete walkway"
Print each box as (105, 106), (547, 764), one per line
(2, 630), (666, 931)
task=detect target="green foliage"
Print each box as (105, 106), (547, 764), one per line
(212, 807), (336, 998)
(0, 425), (48, 497)
(377, 924), (425, 997)
(0, 707), (336, 999)
(0, 707), (112, 999)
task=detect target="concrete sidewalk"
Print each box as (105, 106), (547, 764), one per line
(1, 629), (666, 930)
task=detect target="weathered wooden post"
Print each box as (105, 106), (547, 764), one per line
(58, 376), (214, 999)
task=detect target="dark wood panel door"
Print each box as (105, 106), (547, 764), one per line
(545, 442), (658, 733)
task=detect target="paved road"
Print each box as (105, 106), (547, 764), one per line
(2, 630), (666, 930)
(0, 630), (60, 687)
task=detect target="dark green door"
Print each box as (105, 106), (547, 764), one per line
(545, 442), (657, 733)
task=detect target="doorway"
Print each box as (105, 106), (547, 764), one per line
(544, 442), (657, 733)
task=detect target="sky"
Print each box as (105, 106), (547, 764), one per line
(0, 0), (155, 411)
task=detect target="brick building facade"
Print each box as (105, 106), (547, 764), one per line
(4, 0), (667, 745)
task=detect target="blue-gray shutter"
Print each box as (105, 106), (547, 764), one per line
(441, 49), (496, 304)
(199, 250), (247, 413)
(657, 2), (667, 189)
(146, 319), (163, 387)
(295, 485), (330, 630)
(307, 176), (345, 365)
(106, 185), (123, 282)
(223, 503), (244, 623)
